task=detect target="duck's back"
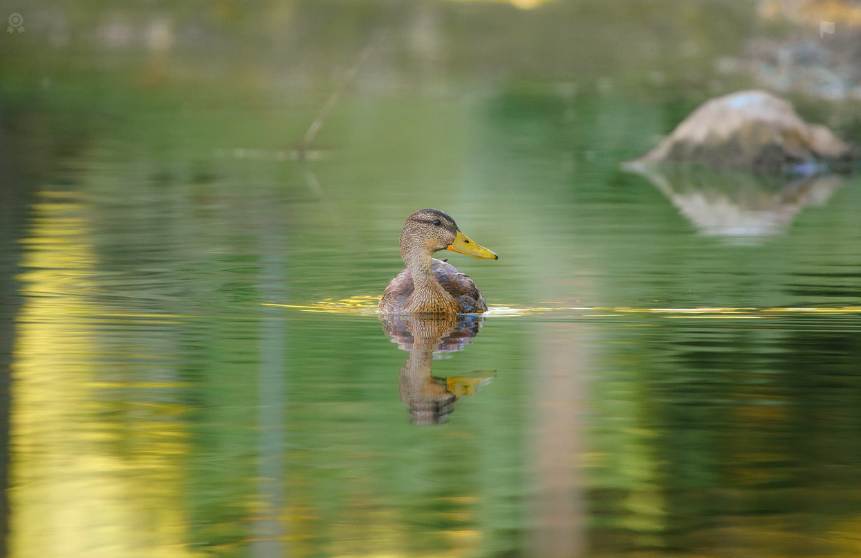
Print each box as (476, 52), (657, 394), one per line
(379, 259), (488, 314)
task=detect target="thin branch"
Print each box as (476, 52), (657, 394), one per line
(295, 45), (373, 160)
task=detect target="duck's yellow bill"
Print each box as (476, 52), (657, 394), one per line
(446, 230), (498, 260)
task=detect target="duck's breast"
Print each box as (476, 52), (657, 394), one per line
(379, 259), (488, 313)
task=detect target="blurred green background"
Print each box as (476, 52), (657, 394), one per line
(1, 1), (860, 558)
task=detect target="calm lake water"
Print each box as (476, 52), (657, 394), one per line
(2, 3), (861, 557)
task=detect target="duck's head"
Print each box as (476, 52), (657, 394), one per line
(400, 209), (498, 261)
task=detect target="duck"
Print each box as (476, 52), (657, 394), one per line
(379, 209), (498, 314)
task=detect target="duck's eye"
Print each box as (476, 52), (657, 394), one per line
(432, 219), (441, 226)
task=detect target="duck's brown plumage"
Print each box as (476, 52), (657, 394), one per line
(380, 258), (488, 314)
(379, 209), (497, 315)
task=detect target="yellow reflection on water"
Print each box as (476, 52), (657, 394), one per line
(11, 194), (198, 558)
(263, 296), (553, 317)
(263, 295), (382, 314)
(265, 297), (861, 319)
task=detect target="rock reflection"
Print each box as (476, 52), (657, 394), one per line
(380, 315), (493, 424)
(625, 163), (844, 239)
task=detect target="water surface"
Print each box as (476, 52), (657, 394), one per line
(2, 4), (861, 557)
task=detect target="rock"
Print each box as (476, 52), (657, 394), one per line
(627, 90), (859, 174)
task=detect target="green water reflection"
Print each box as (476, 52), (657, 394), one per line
(7, 187), (861, 557)
(2, 1), (861, 557)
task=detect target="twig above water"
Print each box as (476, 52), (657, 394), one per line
(295, 45), (373, 161)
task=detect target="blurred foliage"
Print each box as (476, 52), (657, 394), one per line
(0, 0), (759, 98)
(2, 1), (861, 557)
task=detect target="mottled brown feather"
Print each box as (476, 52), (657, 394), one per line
(379, 258), (488, 314)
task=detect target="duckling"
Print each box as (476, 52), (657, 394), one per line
(379, 209), (498, 314)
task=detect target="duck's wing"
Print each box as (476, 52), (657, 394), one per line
(379, 259), (488, 314)
(379, 267), (414, 313)
(432, 259), (488, 313)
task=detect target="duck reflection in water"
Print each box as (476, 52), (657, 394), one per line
(380, 314), (494, 425)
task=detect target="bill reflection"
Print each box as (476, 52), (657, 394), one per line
(380, 315), (494, 425)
